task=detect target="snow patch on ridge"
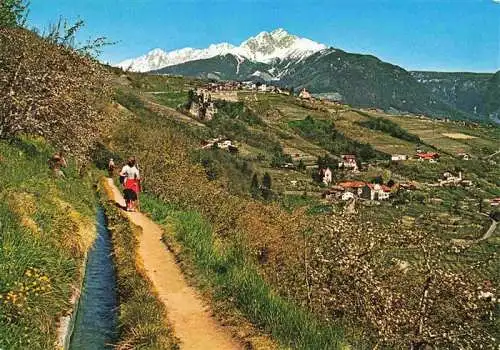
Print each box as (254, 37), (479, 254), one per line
(235, 55), (244, 74)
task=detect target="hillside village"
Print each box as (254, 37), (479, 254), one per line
(180, 77), (498, 210)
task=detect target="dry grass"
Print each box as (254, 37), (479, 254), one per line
(7, 192), (40, 235)
(52, 198), (96, 257)
(442, 132), (477, 139)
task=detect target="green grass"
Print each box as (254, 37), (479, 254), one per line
(100, 196), (178, 350)
(289, 116), (386, 162)
(0, 138), (96, 349)
(110, 73), (499, 348)
(355, 113), (422, 143)
(115, 88), (146, 111)
(214, 100), (265, 126)
(140, 193), (349, 350)
(207, 109), (283, 154)
(150, 91), (189, 109)
(278, 194), (320, 213)
(118, 72), (201, 93)
(191, 148), (255, 196)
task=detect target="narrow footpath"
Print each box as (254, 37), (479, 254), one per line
(104, 179), (241, 350)
(480, 218), (498, 241)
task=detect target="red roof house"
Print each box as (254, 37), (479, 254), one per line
(416, 152), (440, 161)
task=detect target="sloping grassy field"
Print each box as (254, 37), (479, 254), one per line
(0, 138), (96, 349)
(381, 114), (500, 157)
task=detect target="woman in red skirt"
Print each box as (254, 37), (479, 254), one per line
(119, 157), (141, 212)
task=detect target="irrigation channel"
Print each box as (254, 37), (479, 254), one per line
(69, 207), (118, 349)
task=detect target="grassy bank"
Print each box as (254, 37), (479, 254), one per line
(100, 182), (178, 349)
(0, 138), (96, 349)
(140, 193), (349, 350)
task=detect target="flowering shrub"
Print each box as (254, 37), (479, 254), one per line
(0, 28), (111, 160)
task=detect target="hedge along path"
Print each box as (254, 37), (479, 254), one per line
(104, 178), (241, 350)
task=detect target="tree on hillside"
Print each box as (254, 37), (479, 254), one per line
(250, 173), (260, 199)
(270, 151), (292, 168)
(187, 89), (196, 109)
(372, 175), (383, 184)
(0, 0), (29, 28)
(306, 216), (497, 349)
(296, 159), (306, 171)
(316, 155), (336, 170)
(261, 172), (272, 200)
(43, 18), (114, 58)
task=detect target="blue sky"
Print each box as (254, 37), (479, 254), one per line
(29, 0), (499, 72)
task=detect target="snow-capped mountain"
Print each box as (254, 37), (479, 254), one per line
(237, 28), (326, 63)
(116, 28), (326, 72)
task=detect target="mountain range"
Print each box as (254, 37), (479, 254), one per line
(116, 28), (326, 72)
(116, 29), (500, 123)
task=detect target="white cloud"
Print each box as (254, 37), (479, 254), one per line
(493, 0), (500, 3)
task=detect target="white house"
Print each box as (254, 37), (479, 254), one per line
(338, 181), (366, 196)
(391, 154), (408, 161)
(363, 184), (391, 200)
(322, 167), (333, 185)
(242, 81), (257, 90)
(298, 88), (312, 100)
(338, 155), (358, 171)
(439, 171), (472, 187)
(457, 152), (471, 160)
(217, 140), (233, 149)
(201, 137), (222, 149)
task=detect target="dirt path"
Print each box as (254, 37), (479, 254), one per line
(479, 219), (498, 241)
(485, 148), (500, 159)
(104, 179), (241, 350)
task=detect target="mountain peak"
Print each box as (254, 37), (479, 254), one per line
(253, 28), (289, 39)
(243, 28), (296, 48)
(148, 48), (167, 55)
(270, 28), (290, 38)
(271, 28), (287, 34)
(116, 29), (326, 72)
(239, 28), (326, 63)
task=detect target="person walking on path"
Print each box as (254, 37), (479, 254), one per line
(107, 158), (116, 178)
(49, 151), (67, 178)
(119, 157), (141, 212)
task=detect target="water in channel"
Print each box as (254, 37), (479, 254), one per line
(69, 207), (118, 349)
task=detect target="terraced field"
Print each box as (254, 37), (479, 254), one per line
(334, 111), (417, 155)
(381, 114), (500, 157)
